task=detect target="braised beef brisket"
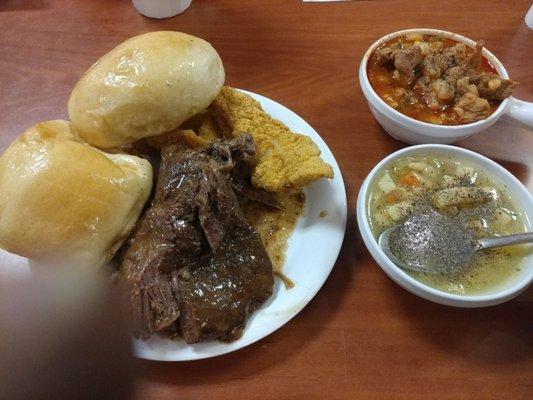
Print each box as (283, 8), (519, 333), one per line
(121, 135), (274, 343)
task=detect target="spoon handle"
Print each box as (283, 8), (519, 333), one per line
(477, 232), (533, 251)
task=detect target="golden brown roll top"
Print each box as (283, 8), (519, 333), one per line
(68, 31), (225, 148)
(0, 120), (153, 266)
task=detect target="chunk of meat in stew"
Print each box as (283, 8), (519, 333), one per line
(466, 41), (484, 69)
(374, 47), (394, 66)
(453, 92), (491, 123)
(393, 46), (422, 77)
(421, 53), (450, 79)
(475, 74), (518, 100)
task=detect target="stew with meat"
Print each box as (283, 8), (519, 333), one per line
(367, 34), (517, 125)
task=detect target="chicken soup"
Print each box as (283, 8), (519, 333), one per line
(367, 155), (530, 295)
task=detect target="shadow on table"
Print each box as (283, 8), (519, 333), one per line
(388, 279), (533, 365)
(0, 0), (49, 12)
(134, 214), (360, 385)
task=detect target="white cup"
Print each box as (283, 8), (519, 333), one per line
(132, 0), (192, 19)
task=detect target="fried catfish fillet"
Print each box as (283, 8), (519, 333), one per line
(209, 87), (334, 192)
(179, 110), (221, 142)
(146, 128), (208, 150)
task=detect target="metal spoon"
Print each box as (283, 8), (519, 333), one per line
(379, 225), (533, 274)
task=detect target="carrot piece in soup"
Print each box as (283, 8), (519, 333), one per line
(386, 192), (399, 203)
(399, 172), (420, 187)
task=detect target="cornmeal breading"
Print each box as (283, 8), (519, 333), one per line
(146, 128), (207, 150)
(179, 110), (221, 142)
(209, 87), (333, 192)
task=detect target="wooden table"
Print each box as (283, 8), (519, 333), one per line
(1, 1), (532, 399)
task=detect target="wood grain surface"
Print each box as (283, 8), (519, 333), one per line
(0, 1), (532, 399)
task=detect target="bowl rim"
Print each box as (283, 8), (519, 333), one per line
(356, 144), (533, 306)
(359, 28), (510, 133)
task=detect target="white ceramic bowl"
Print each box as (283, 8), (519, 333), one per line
(359, 28), (533, 144)
(356, 144), (533, 307)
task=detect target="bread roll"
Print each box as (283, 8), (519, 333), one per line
(68, 31), (225, 148)
(0, 120), (153, 266)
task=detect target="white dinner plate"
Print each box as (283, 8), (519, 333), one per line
(0, 90), (347, 362)
(134, 89), (347, 361)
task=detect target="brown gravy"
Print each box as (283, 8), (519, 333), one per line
(245, 191), (305, 286)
